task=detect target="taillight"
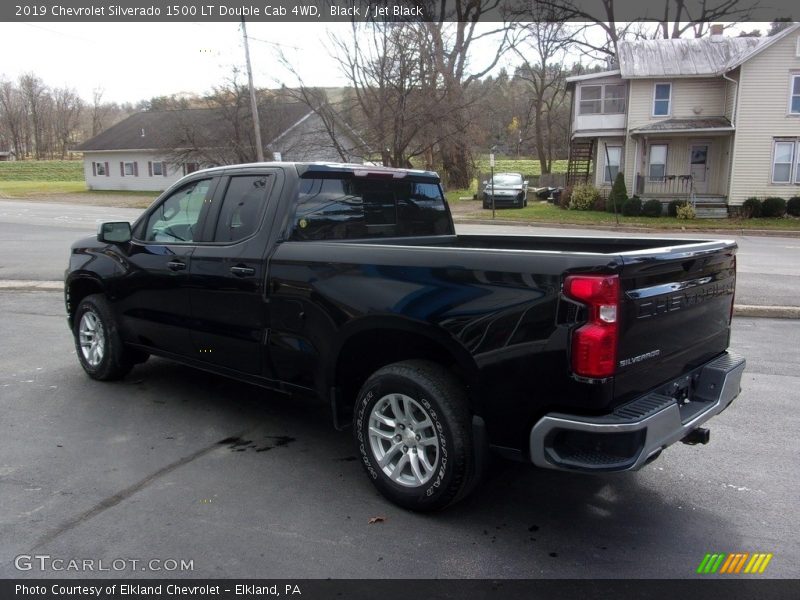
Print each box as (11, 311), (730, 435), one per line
(564, 274), (620, 379)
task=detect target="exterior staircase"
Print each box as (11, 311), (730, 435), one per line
(566, 138), (594, 186)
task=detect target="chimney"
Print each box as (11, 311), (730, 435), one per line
(710, 24), (724, 37)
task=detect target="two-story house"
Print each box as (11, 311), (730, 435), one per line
(566, 23), (800, 216)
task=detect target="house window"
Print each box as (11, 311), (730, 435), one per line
(578, 83), (626, 115)
(604, 145), (622, 183)
(648, 144), (668, 180)
(772, 140), (795, 183)
(185, 162), (199, 174)
(603, 85), (626, 114)
(579, 85), (602, 114)
(790, 75), (800, 114)
(95, 162), (106, 176)
(124, 162), (135, 176)
(152, 161), (163, 176)
(653, 83), (672, 116)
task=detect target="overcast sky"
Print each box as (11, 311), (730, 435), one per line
(0, 21), (528, 104)
(0, 21), (770, 105)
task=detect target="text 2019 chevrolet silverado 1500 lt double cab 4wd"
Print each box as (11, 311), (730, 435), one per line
(65, 162), (745, 510)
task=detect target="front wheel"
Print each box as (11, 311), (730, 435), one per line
(73, 294), (140, 380)
(354, 360), (476, 511)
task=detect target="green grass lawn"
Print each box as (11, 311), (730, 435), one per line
(473, 157), (568, 177)
(0, 160), (84, 181)
(448, 195), (800, 231)
(0, 180), (87, 196)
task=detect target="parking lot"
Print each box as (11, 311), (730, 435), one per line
(1, 288), (797, 579)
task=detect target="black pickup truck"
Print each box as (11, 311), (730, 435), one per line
(65, 162), (745, 510)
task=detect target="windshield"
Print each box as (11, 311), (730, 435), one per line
(489, 174), (522, 186)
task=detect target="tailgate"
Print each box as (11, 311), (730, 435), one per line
(613, 240), (737, 403)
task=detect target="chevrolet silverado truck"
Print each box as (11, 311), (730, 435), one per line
(65, 162), (745, 511)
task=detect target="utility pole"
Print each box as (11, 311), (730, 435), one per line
(241, 16), (264, 162)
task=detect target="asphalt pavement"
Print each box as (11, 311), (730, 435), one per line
(1, 199), (798, 580)
(0, 199), (798, 311)
(0, 290), (797, 578)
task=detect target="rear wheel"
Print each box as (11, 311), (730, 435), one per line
(73, 294), (142, 380)
(354, 360), (476, 511)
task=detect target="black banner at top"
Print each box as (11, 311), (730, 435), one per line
(1, 0), (797, 23)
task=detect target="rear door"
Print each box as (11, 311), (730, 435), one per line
(614, 240), (737, 403)
(188, 169), (282, 377)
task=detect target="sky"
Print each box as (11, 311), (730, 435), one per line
(0, 21), (772, 105)
(0, 21), (525, 104)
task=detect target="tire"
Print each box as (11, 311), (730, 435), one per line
(353, 360), (476, 511)
(73, 294), (138, 380)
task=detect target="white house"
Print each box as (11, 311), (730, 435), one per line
(76, 105), (368, 192)
(566, 23), (800, 214)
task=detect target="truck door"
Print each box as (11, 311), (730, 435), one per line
(119, 177), (217, 357)
(188, 170), (282, 377)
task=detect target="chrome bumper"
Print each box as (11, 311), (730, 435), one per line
(529, 352), (746, 472)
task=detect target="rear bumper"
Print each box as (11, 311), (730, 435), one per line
(529, 352), (746, 472)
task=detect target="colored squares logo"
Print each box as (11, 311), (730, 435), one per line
(697, 553), (773, 574)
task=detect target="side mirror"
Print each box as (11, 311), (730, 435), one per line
(98, 221), (131, 244)
(523, 181), (529, 187)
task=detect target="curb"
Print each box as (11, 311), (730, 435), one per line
(1, 281), (798, 319)
(0, 280), (63, 290)
(453, 217), (800, 238)
(733, 305), (800, 319)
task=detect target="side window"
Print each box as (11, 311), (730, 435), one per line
(212, 175), (271, 243)
(144, 179), (212, 243)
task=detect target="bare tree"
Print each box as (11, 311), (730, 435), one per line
(52, 87), (83, 159)
(0, 78), (28, 158)
(535, 0), (760, 60)
(513, 14), (574, 173)
(325, 22), (441, 168)
(18, 73), (48, 159)
(421, 0), (517, 187)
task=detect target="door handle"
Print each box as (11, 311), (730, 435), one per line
(230, 265), (256, 277)
(167, 260), (186, 271)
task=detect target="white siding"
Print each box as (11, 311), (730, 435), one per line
(729, 33), (800, 205)
(627, 78), (726, 130)
(594, 137), (625, 189)
(83, 152), (186, 192)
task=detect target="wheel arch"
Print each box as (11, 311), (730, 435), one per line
(65, 274), (106, 329)
(325, 315), (482, 427)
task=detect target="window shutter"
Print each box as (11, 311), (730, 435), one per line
(92, 162), (96, 177)
(133, 162), (139, 177)
(148, 161), (152, 177)
(163, 162), (168, 177)
(120, 162), (124, 177)
(105, 162), (109, 176)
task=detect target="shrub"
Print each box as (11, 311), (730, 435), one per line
(592, 194), (607, 212)
(569, 184), (599, 211)
(741, 197), (762, 218)
(558, 186), (572, 210)
(642, 199), (663, 217)
(668, 199), (686, 217)
(676, 203), (697, 220)
(606, 172), (628, 213)
(762, 196), (787, 218)
(788, 196), (800, 217)
(621, 197), (642, 216)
